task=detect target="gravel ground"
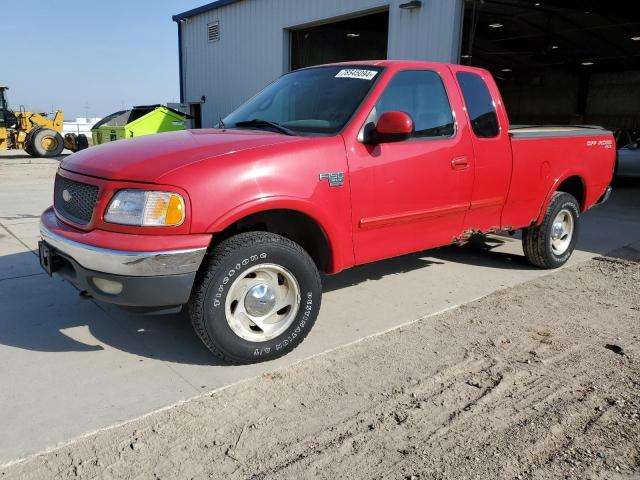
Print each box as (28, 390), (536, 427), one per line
(2, 245), (639, 480)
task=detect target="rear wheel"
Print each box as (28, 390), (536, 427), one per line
(189, 232), (322, 364)
(31, 128), (64, 157)
(522, 192), (580, 269)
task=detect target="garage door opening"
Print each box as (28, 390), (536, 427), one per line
(461, 0), (640, 133)
(189, 103), (202, 129)
(290, 10), (389, 71)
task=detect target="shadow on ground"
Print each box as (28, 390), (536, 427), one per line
(322, 235), (536, 292)
(0, 237), (534, 367)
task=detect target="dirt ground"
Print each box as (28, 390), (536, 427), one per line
(2, 245), (639, 480)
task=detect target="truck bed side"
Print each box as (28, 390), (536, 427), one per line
(502, 127), (615, 229)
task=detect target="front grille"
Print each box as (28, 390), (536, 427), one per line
(54, 175), (99, 225)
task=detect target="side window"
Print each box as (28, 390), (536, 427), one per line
(456, 72), (500, 138)
(375, 70), (455, 139)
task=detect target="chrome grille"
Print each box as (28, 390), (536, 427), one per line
(53, 175), (99, 225)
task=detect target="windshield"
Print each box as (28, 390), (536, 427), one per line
(222, 66), (384, 136)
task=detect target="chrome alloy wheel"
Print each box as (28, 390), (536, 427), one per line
(550, 208), (574, 255)
(224, 263), (301, 342)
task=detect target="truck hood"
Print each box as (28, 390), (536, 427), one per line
(61, 129), (306, 183)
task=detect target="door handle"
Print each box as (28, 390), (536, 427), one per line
(451, 156), (470, 170)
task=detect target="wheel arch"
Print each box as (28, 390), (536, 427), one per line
(206, 199), (343, 273)
(536, 174), (586, 225)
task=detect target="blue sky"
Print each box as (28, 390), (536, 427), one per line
(4, 1), (206, 118)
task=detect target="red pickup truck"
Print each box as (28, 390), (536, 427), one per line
(40, 61), (615, 364)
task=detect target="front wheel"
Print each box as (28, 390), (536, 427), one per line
(24, 127), (40, 157)
(522, 192), (580, 269)
(189, 232), (322, 364)
(31, 128), (64, 157)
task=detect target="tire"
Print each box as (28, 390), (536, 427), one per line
(189, 232), (322, 364)
(31, 128), (64, 157)
(24, 141), (36, 156)
(77, 134), (89, 150)
(522, 192), (580, 269)
(63, 133), (77, 152)
(24, 128), (39, 157)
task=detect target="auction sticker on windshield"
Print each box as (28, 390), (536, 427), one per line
(335, 69), (378, 80)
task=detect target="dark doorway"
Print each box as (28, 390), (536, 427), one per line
(189, 103), (202, 129)
(462, 0), (640, 131)
(290, 10), (389, 71)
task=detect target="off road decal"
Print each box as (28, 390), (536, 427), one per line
(586, 139), (613, 149)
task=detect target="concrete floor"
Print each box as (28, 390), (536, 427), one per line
(0, 149), (639, 465)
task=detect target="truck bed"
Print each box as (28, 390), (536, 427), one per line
(502, 125), (615, 229)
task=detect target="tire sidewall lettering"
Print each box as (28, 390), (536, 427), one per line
(200, 236), (321, 362)
(194, 233), (322, 364)
(209, 252), (317, 356)
(274, 292), (313, 352)
(212, 253), (269, 309)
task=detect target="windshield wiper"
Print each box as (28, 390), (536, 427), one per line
(234, 119), (296, 136)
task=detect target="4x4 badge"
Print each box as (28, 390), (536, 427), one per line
(319, 172), (344, 187)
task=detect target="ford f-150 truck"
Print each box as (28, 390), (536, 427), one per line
(39, 61), (615, 364)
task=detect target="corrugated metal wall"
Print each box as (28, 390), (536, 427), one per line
(179, 0), (463, 127)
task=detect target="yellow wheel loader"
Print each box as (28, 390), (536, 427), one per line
(0, 85), (65, 157)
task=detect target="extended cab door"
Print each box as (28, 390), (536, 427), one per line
(450, 66), (513, 232)
(345, 67), (475, 265)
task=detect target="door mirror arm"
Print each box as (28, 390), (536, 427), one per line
(362, 123), (380, 144)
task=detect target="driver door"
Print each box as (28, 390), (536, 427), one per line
(346, 68), (475, 264)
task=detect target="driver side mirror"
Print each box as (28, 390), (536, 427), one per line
(364, 111), (414, 144)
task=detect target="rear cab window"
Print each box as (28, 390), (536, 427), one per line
(456, 72), (500, 138)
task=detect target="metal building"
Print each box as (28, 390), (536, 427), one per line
(173, 0), (464, 128)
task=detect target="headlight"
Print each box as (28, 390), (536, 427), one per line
(105, 190), (185, 226)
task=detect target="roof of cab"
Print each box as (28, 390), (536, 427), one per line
(296, 60), (490, 76)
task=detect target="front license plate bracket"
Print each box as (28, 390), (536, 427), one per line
(38, 241), (55, 276)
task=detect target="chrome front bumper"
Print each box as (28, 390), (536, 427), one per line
(39, 222), (207, 277)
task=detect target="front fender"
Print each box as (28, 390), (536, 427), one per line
(206, 196), (353, 273)
(157, 135), (353, 272)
